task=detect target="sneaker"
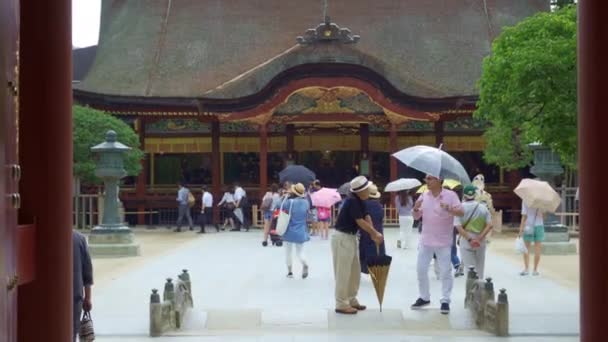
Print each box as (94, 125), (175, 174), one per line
(410, 298), (431, 309)
(397, 240), (402, 249)
(519, 270), (529, 276)
(454, 264), (464, 277)
(302, 265), (309, 279)
(440, 303), (450, 314)
(286, 272), (293, 278)
(532, 271), (540, 276)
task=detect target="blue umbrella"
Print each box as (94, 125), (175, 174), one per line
(279, 165), (316, 187)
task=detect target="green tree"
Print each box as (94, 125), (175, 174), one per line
(73, 105), (144, 183)
(475, 6), (576, 170)
(551, 0), (576, 10)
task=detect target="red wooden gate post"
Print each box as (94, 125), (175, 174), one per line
(579, 1), (607, 341)
(17, 0), (73, 340)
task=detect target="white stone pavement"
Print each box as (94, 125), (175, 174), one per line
(92, 229), (579, 341)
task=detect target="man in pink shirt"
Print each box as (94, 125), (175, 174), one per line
(411, 175), (464, 314)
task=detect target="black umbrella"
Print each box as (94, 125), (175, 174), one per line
(279, 165), (316, 187)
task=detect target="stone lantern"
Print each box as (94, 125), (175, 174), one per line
(88, 130), (140, 257)
(528, 143), (576, 254)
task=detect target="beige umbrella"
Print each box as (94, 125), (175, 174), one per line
(367, 244), (392, 312)
(514, 178), (561, 213)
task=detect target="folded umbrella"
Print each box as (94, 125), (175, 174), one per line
(392, 145), (470, 184)
(279, 165), (316, 187)
(514, 178), (561, 213)
(384, 178), (422, 192)
(367, 244), (392, 312)
(310, 188), (341, 208)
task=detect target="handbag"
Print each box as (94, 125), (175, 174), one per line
(515, 236), (528, 254)
(79, 311), (95, 341)
(275, 198), (293, 236)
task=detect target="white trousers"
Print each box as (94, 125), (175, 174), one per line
(459, 232), (487, 279)
(399, 215), (414, 247)
(285, 242), (307, 268)
(417, 244), (453, 304)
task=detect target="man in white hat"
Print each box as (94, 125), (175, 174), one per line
(331, 175), (384, 314)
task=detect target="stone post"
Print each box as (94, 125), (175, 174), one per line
(88, 130), (141, 257)
(496, 288), (509, 337)
(478, 278), (495, 327)
(149, 289), (162, 337)
(163, 278), (175, 306)
(465, 266), (478, 308)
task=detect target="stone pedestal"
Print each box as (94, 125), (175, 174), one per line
(541, 224), (577, 255)
(88, 226), (140, 257)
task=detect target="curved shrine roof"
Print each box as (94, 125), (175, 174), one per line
(77, 0), (547, 100)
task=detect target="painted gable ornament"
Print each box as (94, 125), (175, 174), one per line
(296, 16), (360, 45)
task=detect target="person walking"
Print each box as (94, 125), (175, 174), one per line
(332, 176), (383, 314)
(234, 182), (249, 231)
(73, 230), (93, 341)
(360, 183), (386, 274)
(518, 201), (545, 276)
(218, 186), (237, 231)
(175, 182), (194, 232)
(411, 174), (464, 315)
(455, 185), (493, 279)
(396, 190), (414, 249)
(199, 185), (218, 233)
(261, 183), (281, 246)
(281, 183), (311, 278)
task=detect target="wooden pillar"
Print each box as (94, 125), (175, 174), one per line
(579, 2), (607, 340)
(389, 123), (398, 182)
(360, 124), (371, 177)
(211, 120), (221, 224)
(434, 121), (444, 147)
(259, 124), (268, 192)
(286, 124), (295, 164)
(136, 118), (147, 225)
(18, 0), (73, 340)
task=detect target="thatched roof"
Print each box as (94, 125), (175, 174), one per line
(77, 0), (547, 99)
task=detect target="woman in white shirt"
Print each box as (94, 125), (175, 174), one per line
(218, 187), (237, 231)
(518, 202), (545, 276)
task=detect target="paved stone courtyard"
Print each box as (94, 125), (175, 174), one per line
(91, 228), (580, 341)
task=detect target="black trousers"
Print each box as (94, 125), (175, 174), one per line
(200, 207), (217, 231)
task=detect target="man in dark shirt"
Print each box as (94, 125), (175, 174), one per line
(73, 230), (93, 341)
(331, 176), (383, 314)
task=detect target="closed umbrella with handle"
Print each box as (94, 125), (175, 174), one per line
(366, 243), (392, 312)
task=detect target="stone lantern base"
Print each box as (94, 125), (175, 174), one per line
(541, 224), (577, 255)
(88, 225), (140, 257)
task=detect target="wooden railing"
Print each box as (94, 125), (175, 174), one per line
(250, 205), (401, 228)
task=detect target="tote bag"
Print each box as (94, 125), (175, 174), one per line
(275, 198), (293, 236)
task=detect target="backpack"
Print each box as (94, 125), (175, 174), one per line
(260, 193), (273, 211)
(187, 192), (195, 208)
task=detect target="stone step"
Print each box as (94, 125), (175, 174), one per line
(177, 307), (486, 335)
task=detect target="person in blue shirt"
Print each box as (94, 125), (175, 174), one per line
(281, 183), (311, 278)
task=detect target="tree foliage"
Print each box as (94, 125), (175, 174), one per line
(73, 105), (144, 183)
(475, 6), (577, 170)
